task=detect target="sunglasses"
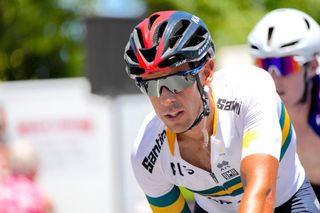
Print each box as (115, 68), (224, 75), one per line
(136, 62), (206, 97)
(255, 56), (300, 76)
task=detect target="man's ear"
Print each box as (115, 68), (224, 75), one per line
(203, 58), (215, 85)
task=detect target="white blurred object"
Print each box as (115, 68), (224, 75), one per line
(0, 78), (117, 213)
(216, 44), (252, 70)
(114, 94), (153, 213)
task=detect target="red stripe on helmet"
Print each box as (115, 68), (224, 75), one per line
(137, 18), (150, 49)
(146, 11), (175, 48)
(135, 11), (177, 76)
(136, 47), (148, 69)
(137, 11), (176, 49)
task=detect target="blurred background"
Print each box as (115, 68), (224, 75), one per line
(0, 0), (319, 212)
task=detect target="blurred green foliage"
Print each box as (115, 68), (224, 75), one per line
(145, 0), (320, 48)
(0, 0), (91, 80)
(1, 0), (319, 81)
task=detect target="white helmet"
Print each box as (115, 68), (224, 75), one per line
(248, 8), (320, 64)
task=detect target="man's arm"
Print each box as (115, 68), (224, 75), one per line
(239, 154), (279, 213)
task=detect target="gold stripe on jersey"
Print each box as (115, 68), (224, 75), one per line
(189, 176), (244, 197)
(279, 102), (292, 160)
(166, 127), (176, 155)
(147, 185), (191, 213)
(241, 102), (292, 160)
(211, 89), (218, 136)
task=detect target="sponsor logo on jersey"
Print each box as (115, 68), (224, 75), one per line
(217, 161), (240, 180)
(207, 197), (241, 205)
(216, 98), (242, 115)
(222, 168), (239, 180)
(170, 162), (195, 176)
(217, 160), (230, 171)
(142, 130), (166, 173)
(207, 197), (233, 205)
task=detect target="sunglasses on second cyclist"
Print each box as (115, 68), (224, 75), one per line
(255, 56), (301, 77)
(136, 62), (207, 97)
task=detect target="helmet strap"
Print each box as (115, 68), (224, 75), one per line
(298, 63), (312, 104)
(181, 74), (210, 133)
(196, 74), (211, 116)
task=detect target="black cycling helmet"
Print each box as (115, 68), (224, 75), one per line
(124, 10), (215, 79)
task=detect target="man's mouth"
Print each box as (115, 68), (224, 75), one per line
(165, 111), (183, 119)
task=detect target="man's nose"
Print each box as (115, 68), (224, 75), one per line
(159, 86), (176, 106)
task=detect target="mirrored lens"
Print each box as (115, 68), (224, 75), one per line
(255, 56), (300, 76)
(138, 74), (196, 97)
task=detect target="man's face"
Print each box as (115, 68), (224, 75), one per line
(142, 64), (203, 133)
(149, 81), (202, 133)
(270, 69), (305, 107)
(254, 56), (311, 106)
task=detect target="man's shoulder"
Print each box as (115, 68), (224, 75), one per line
(131, 112), (166, 161)
(212, 63), (279, 117)
(214, 63), (271, 80)
(131, 112), (169, 175)
(213, 63), (276, 92)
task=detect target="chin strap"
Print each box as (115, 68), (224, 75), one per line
(298, 63), (313, 104)
(181, 74), (210, 133)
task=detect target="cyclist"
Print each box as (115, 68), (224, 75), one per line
(124, 10), (320, 212)
(248, 8), (320, 200)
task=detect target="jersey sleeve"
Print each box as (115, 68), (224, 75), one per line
(240, 66), (283, 160)
(131, 113), (191, 213)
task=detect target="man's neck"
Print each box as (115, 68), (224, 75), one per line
(177, 92), (215, 143)
(287, 94), (312, 134)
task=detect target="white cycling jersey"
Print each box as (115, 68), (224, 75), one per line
(131, 64), (305, 213)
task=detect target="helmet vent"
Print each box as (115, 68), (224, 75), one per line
(169, 20), (190, 48)
(304, 18), (310, 30)
(140, 46), (157, 63)
(126, 48), (138, 63)
(250, 44), (259, 50)
(129, 67), (145, 75)
(189, 53), (208, 69)
(280, 40), (299, 48)
(152, 21), (167, 46)
(267, 27), (274, 46)
(135, 28), (145, 48)
(185, 26), (206, 47)
(148, 14), (160, 30)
